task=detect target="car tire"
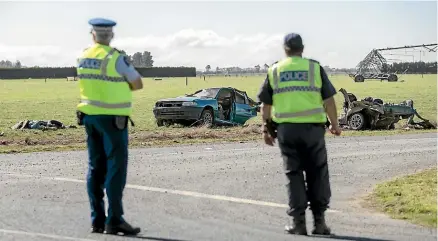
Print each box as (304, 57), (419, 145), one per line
(156, 120), (164, 127)
(354, 74), (365, 82)
(200, 108), (214, 127)
(387, 74), (398, 82)
(348, 113), (365, 130)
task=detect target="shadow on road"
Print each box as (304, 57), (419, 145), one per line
(122, 235), (190, 241)
(314, 234), (393, 241)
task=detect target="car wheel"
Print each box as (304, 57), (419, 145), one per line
(200, 108), (214, 127)
(163, 120), (172, 127)
(348, 113), (365, 130)
(156, 119), (164, 127)
(387, 74), (398, 82)
(354, 74), (365, 82)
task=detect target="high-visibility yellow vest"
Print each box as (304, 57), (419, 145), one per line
(267, 56), (326, 123)
(76, 43), (132, 116)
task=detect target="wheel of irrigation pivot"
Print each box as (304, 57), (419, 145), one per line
(354, 74), (365, 82)
(348, 113), (365, 130)
(200, 108), (214, 127)
(387, 74), (398, 82)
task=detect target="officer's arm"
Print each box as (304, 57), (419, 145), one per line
(319, 66), (339, 126)
(116, 55), (143, 91)
(257, 75), (274, 121)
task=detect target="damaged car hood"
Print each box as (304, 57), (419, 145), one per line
(157, 96), (214, 102)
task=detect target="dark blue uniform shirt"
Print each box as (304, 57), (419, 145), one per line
(257, 65), (337, 105)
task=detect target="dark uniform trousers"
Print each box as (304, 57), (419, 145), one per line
(276, 123), (331, 217)
(83, 115), (128, 226)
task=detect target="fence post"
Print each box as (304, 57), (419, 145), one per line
(185, 77), (188, 86)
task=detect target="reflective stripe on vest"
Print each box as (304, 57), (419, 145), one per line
(80, 99), (132, 108)
(76, 74), (126, 82)
(100, 49), (116, 75)
(274, 107), (325, 118)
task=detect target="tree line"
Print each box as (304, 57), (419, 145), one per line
(324, 61), (437, 74)
(202, 61), (437, 75)
(0, 60), (22, 68)
(0, 50), (154, 69)
(382, 61), (437, 74)
(118, 50), (154, 67)
(1, 55), (436, 75)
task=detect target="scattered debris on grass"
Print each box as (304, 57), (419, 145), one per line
(11, 120), (77, 131)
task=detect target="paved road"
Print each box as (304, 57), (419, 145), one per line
(0, 133), (436, 241)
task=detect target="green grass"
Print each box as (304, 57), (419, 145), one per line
(366, 168), (437, 227)
(0, 74), (436, 153)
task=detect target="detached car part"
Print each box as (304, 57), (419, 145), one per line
(338, 88), (436, 130)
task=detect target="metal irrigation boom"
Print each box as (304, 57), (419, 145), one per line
(349, 43), (437, 82)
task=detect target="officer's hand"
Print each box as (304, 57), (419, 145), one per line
(263, 132), (275, 146)
(329, 125), (342, 136)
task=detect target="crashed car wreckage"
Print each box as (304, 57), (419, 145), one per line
(153, 87), (260, 127)
(338, 88), (436, 130)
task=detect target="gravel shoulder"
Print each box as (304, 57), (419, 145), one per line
(0, 133), (436, 241)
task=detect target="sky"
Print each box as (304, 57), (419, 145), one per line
(0, 0), (437, 70)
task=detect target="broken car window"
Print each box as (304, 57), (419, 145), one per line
(235, 92), (246, 104)
(187, 88), (220, 98)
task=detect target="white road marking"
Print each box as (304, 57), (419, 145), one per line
(3, 172), (340, 213)
(0, 228), (96, 241)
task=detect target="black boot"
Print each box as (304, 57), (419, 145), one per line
(312, 213), (331, 235)
(284, 214), (307, 235)
(90, 219), (105, 233)
(90, 226), (104, 233)
(104, 221), (141, 236)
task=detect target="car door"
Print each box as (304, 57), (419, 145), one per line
(233, 90), (254, 124)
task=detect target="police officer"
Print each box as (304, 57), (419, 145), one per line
(76, 18), (143, 235)
(257, 33), (342, 236)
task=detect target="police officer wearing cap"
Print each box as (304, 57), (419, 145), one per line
(257, 33), (342, 236)
(76, 18), (143, 235)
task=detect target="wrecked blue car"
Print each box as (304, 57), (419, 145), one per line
(153, 87), (260, 127)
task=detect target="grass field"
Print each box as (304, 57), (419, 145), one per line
(365, 168), (437, 227)
(0, 74), (436, 153)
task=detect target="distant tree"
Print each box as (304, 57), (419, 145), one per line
(14, 60), (22, 68)
(254, 64), (260, 73)
(140, 51), (154, 67)
(131, 52), (143, 67)
(5, 60), (12, 68)
(117, 50), (153, 67)
(0, 60), (16, 68)
(205, 65), (211, 72)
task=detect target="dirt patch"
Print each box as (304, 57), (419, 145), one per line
(0, 124), (263, 153)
